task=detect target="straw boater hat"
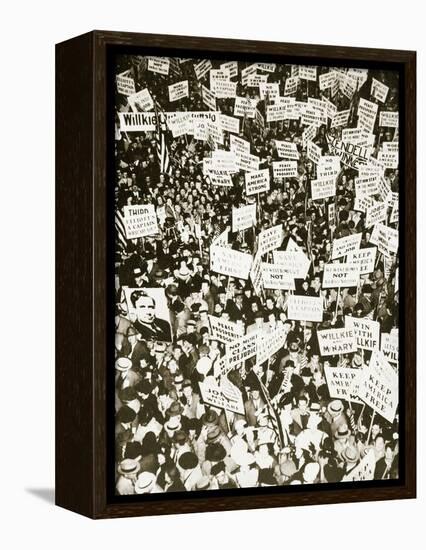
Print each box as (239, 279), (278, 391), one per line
(165, 416), (181, 432)
(134, 472), (156, 494)
(327, 399), (344, 417)
(335, 423), (351, 439)
(115, 357), (132, 372)
(342, 445), (359, 464)
(117, 458), (140, 477)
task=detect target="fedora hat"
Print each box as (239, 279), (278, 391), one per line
(166, 401), (184, 418)
(134, 472), (156, 494)
(206, 425), (222, 443)
(117, 458), (140, 477)
(178, 452), (199, 470)
(201, 409), (219, 428)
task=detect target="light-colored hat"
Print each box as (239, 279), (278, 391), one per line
(115, 357), (132, 372)
(196, 356), (212, 375)
(134, 472), (156, 494)
(165, 416), (181, 432)
(327, 399), (344, 417)
(303, 462), (320, 483)
(117, 458), (140, 476)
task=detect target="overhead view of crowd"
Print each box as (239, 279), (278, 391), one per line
(113, 53), (400, 495)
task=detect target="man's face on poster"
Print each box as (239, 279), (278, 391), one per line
(135, 296), (156, 324)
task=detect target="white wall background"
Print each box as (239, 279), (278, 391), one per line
(0, 1), (423, 547)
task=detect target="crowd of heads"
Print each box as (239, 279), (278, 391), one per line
(114, 54), (399, 495)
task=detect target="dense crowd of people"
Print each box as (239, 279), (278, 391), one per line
(114, 54), (399, 495)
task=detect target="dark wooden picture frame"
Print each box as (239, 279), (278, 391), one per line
(56, 30), (416, 519)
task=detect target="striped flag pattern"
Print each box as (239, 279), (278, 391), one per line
(154, 100), (172, 175)
(115, 210), (128, 251)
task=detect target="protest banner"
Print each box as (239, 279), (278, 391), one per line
(245, 168), (270, 196)
(330, 109), (350, 128)
(118, 110), (219, 132)
(257, 225), (283, 256)
(356, 351), (398, 423)
(207, 171), (233, 187)
(211, 150), (236, 172)
(365, 201), (388, 228)
(319, 70), (337, 91)
(168, 112), (191, 138)
(332, 233), (362, 259)
(262, 263), (295, 290)
(226, 332), (258, 370)
(219, 114), (239, 134)
(127, 88), (154, 112)
(232, 204), (256, 232)
(301, 105), (324, 127)
(275, 140), (299, 160)
(256, 324), (288, 365)
(212, 227), (230, 248)
(273, 250), (311, 279)
(241, 63), (258, 85)
(358, 98), (378, 133)
(311, 177), (336, 201)
(369, 222), (399, 256)
(272, 160), (298, 179)
(235, 151), (260, 172)
(250, 250), (264, 296)
(299, 65), (317, 81)
(354, 194), (375, 213)
(341, 128), (374, 147)
(302, 124), (317, 148)
(317, 155), (340, 179)
(259, 82), (280, 102)
(206, 119), (224, 145)
(168, 80), (189, 102)
(340, 75), (357, 100)
(122, 204), (159, 239)
(307, 140), (322, 164)
(194, 58), (212, 80)
(371, 78), (389, 103)
(341, 449), (376, 482)
(208, 315), (245, 345)
(266, 104), (289, 123)
(116, 71), (136, 96)
(213, 79), (237, 99)
(199, 377), (244, 415)
(381, 332), (399, 365)
(379, 111), (399, 128)
(324, 366), (363, 402)
(234, 96), (256, 118)
(284, 76), (298, 96)
(230, 134), (251, 156)
(287, 295), (324, 323)
(247, 74), (268, 87)
(147, 56), (170, 75)
(220, 60), (238, 79)
(327, 136), (369, 170)
(346, 247), (377, 274)
(257, 62), (276, 73)
(209, 68), (231, 87)
(210, 245), (253, 279)
(317, 328), (357, 356)
(328, 203), (336, 228)
(355, 174), (381, 197)
(202, 84), (216, 111)
(345, 316), (380, 351)
(322, 263), (361, 288)
(377, 151), (398, 170)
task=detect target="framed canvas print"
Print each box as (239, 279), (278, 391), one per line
(56, 31), (416, 519)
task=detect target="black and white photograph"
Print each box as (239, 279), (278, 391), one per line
(113, 52), (400, 496)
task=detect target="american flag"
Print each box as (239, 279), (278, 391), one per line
(115, 210), (128, 252)
(154, 100), (172, 175)
(256, 374), (284, 449)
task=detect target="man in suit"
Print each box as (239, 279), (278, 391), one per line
(131, 290), (172, 342)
